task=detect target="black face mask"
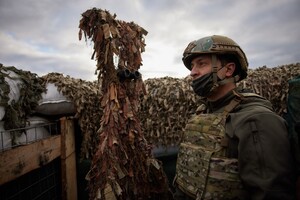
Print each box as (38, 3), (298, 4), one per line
(191, 73), (214, 97)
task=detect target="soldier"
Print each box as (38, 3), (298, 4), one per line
(173, 35), (296, 200)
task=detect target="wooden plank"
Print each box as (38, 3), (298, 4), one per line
(65, 152), (78, 200)
(60, 117), (78, 200)
(0, 135), (61, 186)
(62, 117), (76, 159)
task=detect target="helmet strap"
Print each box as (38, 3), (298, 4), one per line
(218, 75), (240, 85)
(211, 54), (240, 87)
(209, 54), (221, 93)
(211, 54), (218, 84)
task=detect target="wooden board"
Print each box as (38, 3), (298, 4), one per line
(0, 135), (61, 185)
(60, 117), (78, 200)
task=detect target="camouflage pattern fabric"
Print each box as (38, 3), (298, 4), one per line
(175, 102), (248, 199)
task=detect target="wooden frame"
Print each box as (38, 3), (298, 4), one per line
(0, 117), (78, 200)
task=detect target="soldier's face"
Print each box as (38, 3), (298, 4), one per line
(190, 55), (222, 80)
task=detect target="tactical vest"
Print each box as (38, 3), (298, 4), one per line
(175, 97), (249, 200)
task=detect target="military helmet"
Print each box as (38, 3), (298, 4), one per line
(182, 35), (248, 81)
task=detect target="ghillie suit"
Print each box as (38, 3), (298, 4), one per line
(79, 8), (171, 200)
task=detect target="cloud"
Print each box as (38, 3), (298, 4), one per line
(0, 0), (299, 81)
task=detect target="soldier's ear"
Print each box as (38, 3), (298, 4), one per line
(225, 62), (236, 77)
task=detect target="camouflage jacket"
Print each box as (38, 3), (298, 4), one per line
(222, 91), (296, 200)
(175, 90), (296, 200)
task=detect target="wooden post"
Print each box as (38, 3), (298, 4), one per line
(60, 117), (77, 200)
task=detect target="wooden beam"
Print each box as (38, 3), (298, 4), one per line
(0, 135), (61, 185)
(60, 117), (78, 200)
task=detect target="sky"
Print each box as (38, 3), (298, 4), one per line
(0, 0), (299, 81)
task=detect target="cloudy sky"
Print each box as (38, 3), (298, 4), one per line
(0, 0), (299, 81)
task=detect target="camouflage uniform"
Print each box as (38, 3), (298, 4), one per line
(174, 35), (296, 200)
(174, 91), (297, 200)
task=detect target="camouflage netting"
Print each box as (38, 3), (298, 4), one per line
(139, 76), (202, 148)
(1, 62), (299, 151)
(0, 63), (299, 151)
(78, 8), (170, 200)
(139, 63), (300, 147)
(238, 63), (300, 116)
(139, 76), (203, 147)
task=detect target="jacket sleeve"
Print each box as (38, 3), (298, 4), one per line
(228, 110), (296, 200)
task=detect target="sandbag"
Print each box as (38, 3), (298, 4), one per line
(0, 107), (5, 121)
(4, 70), (22, 103)
(0, 121), (12, 150)
(35, 83), (76, 115)
(14, 116), (51, 144)
(0, 70), (23, 120)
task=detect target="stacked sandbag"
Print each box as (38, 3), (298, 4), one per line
(0, 115), (53, 150)
(0, 64), (46, 128)
(0, 64), (48, 150)
(0, 66), (22, 150)
(0, 65), (25, 121)
(13, 116), (52, 145)
(0, 121), (12, 150)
